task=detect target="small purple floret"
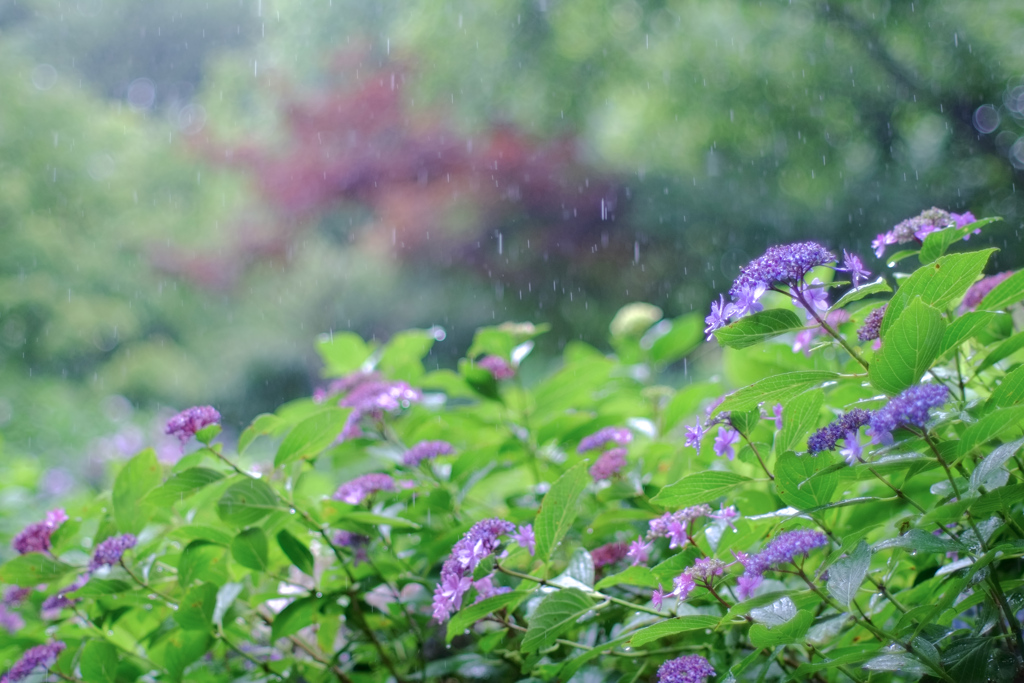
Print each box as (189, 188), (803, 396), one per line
(431, 518), (515, 622)
(89, 534), (137, 571)
(713, 426), (740, 460)
(476, 355), (516, 380)
(511, 524), (535, 556)
(857, 305), (887, 343)
(684, 421), (705, 453)
(0, 642), (66, 683)
(704, 295), (734, 340)
(403, 440), (455, 466)
(332, 473), (396, 505)
(657, 654), (716, 683)
(867, 384), (949, 445)
(589, 448), (627, 481)
(12, 509), (68, 556)
(578, 426), (633, 453)
(627, 536), (651, 566)
(165, 406), (220, 444)
(807, 409), (872, 454)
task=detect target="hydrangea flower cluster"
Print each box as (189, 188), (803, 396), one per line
(961, 271), (1013, 312)
(312, 372), (380, 403)
(867, 384), (949, 445)
(589, 541), (630, 569)
(653, 558), (726, 609)
(736, 529), (828, 599)
(0, 641), (66, 683)
(476, 355), (516, 380)
(165, 406), (221, 444)
(431, 518), (516, 622)
(333, 530), (370, 565)
(332, 473), (395, 505)
(40, 593), (78, 619)
(589, 447), (627, 481)
(402, 440), (455, 466)
(657, 654), (716, 683)
(577, 426), (633, 453)
(713, 426), (740, 460)
(12, 509), (67, 555)
(807, 409), (872, 454)
(472, 574), (512, 603)
(857, 305), (887, 342)
(872, 207), (977, 258)
(338, 380), (422, 440)
(89, 533), (137, 571)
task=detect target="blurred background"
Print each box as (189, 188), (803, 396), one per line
(2, 0), (1024, 503)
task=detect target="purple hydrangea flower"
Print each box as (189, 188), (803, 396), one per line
(794, 278), (830, 320)
(472, 574), (511, 603)
(840, 250), (871, 289)
(872, 231), (897, 258)
(476, 355), (516, 380)
(684, 421), (705, 454)
(713, 426), (740, 460)
(736, 529), (828, 599)
(838, 430), (865, 465)
(89, 534), (137, 571)
(771, 404), (784, 430)
(793, 309), (851, 356)
(729, 242), (837, 299)
(731, 282), (766, 318)
(12, 509), (68, 556)
(657, 654), (716, 683)
(648, 506), (713, 544)
(0, 642), (66, 683)
(402, 440), (455, 467)
(511, 524), (535, 556)
(332, 473), (396, 505)
(333, 530), (370, 565)
(627, 536), (651, 566)
(590, 542), (630, 569)
(807, 409), (872, 454)
(589, 448), (627, 481)
(338, 381), (422, 441)
(431, 518), (515, 622)
(40, 593), (78, 620)
(0, 605), (23, 635)
(3, 588), (31, 608)
(867, 384), (949, 445)
(652, 584), (666, 610)
(961, 271), (1014, 312)
(891, 207), (956, 243)
(165, 406), (220, 444)
(313, 372), (381, 404)
(857, 305), (887, 342)
(578, 426), (633, 453)
(704, 295), (735, 340)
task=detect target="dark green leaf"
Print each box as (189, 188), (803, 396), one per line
(629, 616), (720, 646)
(748, 609), (814, 647)
(829, 277), (892, 311)
(272, 595), (321, 641)
(970, 483), (1024, 516)
(979, 269), (1024, 311)
(826, 541), (871, 607)
(937, 311), (999, 359)
(534, 463), (590, 563)
(977, 331), (1024, 372)
(728, 407), (761, 435)
(776, 389), (824, 454)
(174, 582), (218, 631)
(274, 407), (351, 467)
(520, 588), (593, 654)
(446, 591), (532, 642)
(144, 468), (225, 508)
(651, 471), (750, 508)
(989, 365), (1024, 408)
(79, 640), (118, 683)
(869, 298), (946, 395)
(231, 528), (270, 571)
(0, 553), (75, 586)
(775, 451), (838, 510)
(277, 530), (315, 575)
(714, 309), (805, 349)
(217, 478), (280, 526)
(716, 372), (839, 414)
(558, 633), (633, 681)
(178, 540), (229, 588)
(112, 449), (162, 534)
(958, 406), (1024, 457)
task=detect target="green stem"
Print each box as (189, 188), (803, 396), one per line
(735, 428), (773, 480)
(789, 286), (870, 370)
(495, 564), (666, 617)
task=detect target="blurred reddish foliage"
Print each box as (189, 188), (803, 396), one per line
(163, 51), (625, 289)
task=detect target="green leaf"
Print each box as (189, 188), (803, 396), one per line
(534, 463), (590, 563)
(558, 633), (633, 680)
(594, 566), (658, 590)
(331, 510), (421, 530)
(716, 372), (839, 414)
(886, 248), (920, 265)
(112, 449), (162, 534)
(520, 588), (594, 654)
(990, 365), (1024, 408)
(979, 269), (1024, 311)
(748, 609), (814, 647)
(728, 407), (761, 435)
(162, 629), (209, 681)
(919, 219), (998, 263)
(648, 314), (704, 364)
(178, 540), (229, 588)
(881, 249), (996, 338)
(231, 528), (270, 571)
(79, 640), (118, 683)
(969, 437), (1024, 494)
(0, 553), (75, 586)
(144, 468), (225, 508)
(651, 471), (750, 508)
(378, 328), (436, 380)
(217, 478), (280, 526)
(869, 298), (946, 395)
(316, 331), (373, 376)
(195, 424), (221, 445)
(174, 582), (218, 631)
(277, 530), (315, 575)
(272, 595), (321, 641)
(274, 407), (351, 467)
(714, 309), (805, 349)
(977, 331), (1024, 372)
(937, 311), (998, 359)
(446, 591), (532, 642)
(775, 451), (838, 510)
(829, 277), (892, 311)
(958, 406), (1024, 457)
(776, 389), (823, 454)
(873, 529), (963, 554)
(629, 616), (720, 646)
(213, 582), (243, 629)
(70, 579), (132, 597)
(826, 541), (871, 607)
(238, 413), (287, 455)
